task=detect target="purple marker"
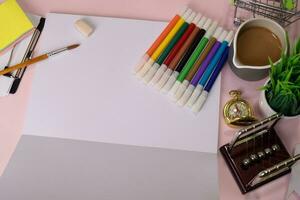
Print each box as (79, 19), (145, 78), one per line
(176, 27), (223, 106)
(187, 31), (228, 108)
(185, 30), (228, 108)
(192, 46), (230, 113)
(190, 30), (228, 86)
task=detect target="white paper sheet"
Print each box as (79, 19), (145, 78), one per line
(23, 13), (221, 153)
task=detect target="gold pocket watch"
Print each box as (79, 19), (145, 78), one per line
(223, 90), (257, 127)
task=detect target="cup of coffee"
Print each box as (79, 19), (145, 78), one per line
(230, 18), (287, 81)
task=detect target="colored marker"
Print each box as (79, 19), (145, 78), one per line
(155, 16), (208, 90)
(191, 45), (230, 113)
(143, 12), (197, 83)
(187, 31), (232, 107)
(134, 6), (188, 73)
(185, 30), (228, 107)
(137, 9), (193, 78)
(161, 19), (214, 93)
(198, 31), (233, 86)
(170, 22), (219, 100)
(147, 13), (202, 85)
(176, 27), (223, 106)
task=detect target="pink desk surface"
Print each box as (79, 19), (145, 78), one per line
(0, 0), (300, 199)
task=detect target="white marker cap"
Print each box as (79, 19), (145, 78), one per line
(192, 90), (208, 113)
(143, 62), (160, 84)
(136, 58), (154, 78)
(212, 27), (223, 39)
(174, 80), (190, 102)
(156, 68), (173, 90)
(202, 18), (212, 30)
(186, 84), (203, 107)
(218, 30), (228, 42)
(162, 71), (179, 93)
(186, 12), (196, 23)
(192, 13), (202, 24)
(179, 6), (189, 17)
(178, 84), (195, 106)
(169, 80), (181, 100)
(197, 16), (207, 28)
(204, 21), (218, 38)
(182, 8), (193, 20)
(225, 30), (234, 44)
(134, 54), (150, 73)
(150, 64), (167, 85)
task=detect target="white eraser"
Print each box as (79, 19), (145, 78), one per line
(75, 19), (94, 37)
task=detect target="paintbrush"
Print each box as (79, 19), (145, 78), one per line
(0, 44), (80, 76)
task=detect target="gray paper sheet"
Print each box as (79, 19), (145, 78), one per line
(0, 136), (218, 200)
(287, 144), (300, 199)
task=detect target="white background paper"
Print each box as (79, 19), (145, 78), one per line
(23, 13), (221, 153)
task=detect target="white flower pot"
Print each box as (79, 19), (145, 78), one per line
(259, 79), (300, 119)
(259, 89), (277, 118)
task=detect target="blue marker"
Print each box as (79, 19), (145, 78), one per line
(187, 31), (233, 107)
(192, 37), (232, 113)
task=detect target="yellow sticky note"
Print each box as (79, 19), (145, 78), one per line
(0, 0), (33, 51)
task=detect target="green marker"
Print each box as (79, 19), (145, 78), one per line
(143, 12), (196, 83)
(169, 21), (218, 97)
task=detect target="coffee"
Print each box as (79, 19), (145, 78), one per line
(237, 26), (282, 66)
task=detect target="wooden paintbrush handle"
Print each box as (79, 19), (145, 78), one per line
(0, 54), (48, 76)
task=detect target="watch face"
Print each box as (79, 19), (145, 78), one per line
(227, 101), (251, 120)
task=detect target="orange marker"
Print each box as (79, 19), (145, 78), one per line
(134, 6), (188, 73)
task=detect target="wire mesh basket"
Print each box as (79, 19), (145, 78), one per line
(233, 0), (300, 26)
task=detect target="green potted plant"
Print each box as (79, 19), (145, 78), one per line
(259, 35), (300, 118)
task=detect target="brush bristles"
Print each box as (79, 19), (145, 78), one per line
(67, 44), (80, 50)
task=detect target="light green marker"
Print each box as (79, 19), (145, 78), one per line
(169, 21), (218, 97)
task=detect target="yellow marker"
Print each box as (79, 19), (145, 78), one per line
(0, 0), (34, 51)
(151, 18), (186, 61)
(136, 8), (193, 78)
